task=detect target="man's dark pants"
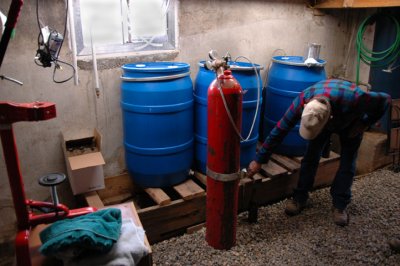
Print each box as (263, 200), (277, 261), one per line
(293, 129), (363, 210)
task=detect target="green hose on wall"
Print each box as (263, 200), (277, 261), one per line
(356, 13), (400, 85)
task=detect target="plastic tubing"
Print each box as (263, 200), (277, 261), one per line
(355, 13), (400, 85)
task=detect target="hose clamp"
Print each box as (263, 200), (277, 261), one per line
(206, 167), (240, 182)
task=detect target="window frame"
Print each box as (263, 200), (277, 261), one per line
(71, 0), (178, 57)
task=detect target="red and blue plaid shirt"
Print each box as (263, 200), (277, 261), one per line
(256, 79), (392, 164)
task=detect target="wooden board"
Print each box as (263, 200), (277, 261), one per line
(144, 188), (171, 206)
(238, 152), (340, 210)
(137, 196), (206, 244)
(102, 192), (133, 206)
(313, 0), (400, 8)
(390, 127), (400, 151)
(193, 171), (207, 186)
(356, 131), (392, 175)
(85, 191), (105, 208)
(173, 179), (205, 200)
(392, 99), (400, 121)
(261, 160), (288, 178)
(83, 152), (341, 244)
(186, 223), (205, 234)
(271, 154), (301, 173)
(97, 173), (136, 200)
(293, 151), (340, 164)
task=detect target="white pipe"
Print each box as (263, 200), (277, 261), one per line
(67, 0), (79, 85)
(91, 30), (100, 97)
(92, 43), (100, 89)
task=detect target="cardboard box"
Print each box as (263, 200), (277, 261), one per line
(61, 129), (105, 195)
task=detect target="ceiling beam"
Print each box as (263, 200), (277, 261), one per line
(312, 0), (400, 9)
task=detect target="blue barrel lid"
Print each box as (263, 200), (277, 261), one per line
(272, 56), (326, 67)
(122, 62), (190, 73)
(121, 62), (191, 81)
(198, 61), (264, 71)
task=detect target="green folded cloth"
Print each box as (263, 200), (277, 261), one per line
(39, 208), (122, 257)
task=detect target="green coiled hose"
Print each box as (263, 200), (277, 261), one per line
(356, 13), (400, 85)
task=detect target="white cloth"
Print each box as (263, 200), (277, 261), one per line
(65, 218), (149, 266)
(304, 57), (319, 67)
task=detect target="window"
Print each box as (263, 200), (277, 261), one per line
(71, 0), (177, 56)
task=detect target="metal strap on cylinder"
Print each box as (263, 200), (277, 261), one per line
(207, 167), (241, 182)
(120, 71), (190, 82)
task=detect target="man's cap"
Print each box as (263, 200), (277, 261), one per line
(299, 98), (331, 140)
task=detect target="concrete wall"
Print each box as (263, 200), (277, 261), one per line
(0, 0), (374, 241)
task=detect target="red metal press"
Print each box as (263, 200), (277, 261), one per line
(0, 2), (95, 265)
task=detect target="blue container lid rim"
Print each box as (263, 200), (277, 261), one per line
(122, 62), (190, 72)
(272, 56), (326, 67)
(198, 60), (264, 71)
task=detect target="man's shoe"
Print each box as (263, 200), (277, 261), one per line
(285, 198), (306, 216)
(388, 238), (400, 252)
(332, 207), (349, 226)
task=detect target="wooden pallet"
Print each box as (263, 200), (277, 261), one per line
(84, 174), (207, 244)
(83, 152), (340, 244)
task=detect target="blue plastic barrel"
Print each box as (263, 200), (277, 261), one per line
(120, 62), (194, 188)
(263, 56), (326, 156)
(194, 61), (263, 174)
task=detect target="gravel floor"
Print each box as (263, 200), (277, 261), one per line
(152, 168), (400, 265)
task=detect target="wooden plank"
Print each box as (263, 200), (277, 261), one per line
(186, 223), (205, 234)
(138, 196), (206, 244)
(253, 162), (338, 206)
(314, 155), (340, 188)
(356, 132), (392, 174)
(260, 160), (288, 178)
(271, 154), (301, 173)
(253, 152), (340, 206)
(238, 173), (265, 212)
(313, 0), (400, 8)
(102, 192), (133, 206)
(86, 153), (341, 246)
(97, 173), (136, 200)
(293, 151), (340, 165)
(194, 171), (207, 186)
(84, 191), (105, 208)
(391, 99), (400, 121)
(144, 188), (171, 206)
(348, 0), (400, 8)
(319, 151), (341, 165)
(390, 127), (400, 151)
(174, 179), (205, 200)
(343, 0), (354, 7)
(239, 176), (253, 186)
(254, 173), (298, 205)
(253, 173), (264, 182)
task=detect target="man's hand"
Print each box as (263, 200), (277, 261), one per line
(247, 160), (262, 178)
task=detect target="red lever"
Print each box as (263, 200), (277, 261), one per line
(0, 101), (56, 124)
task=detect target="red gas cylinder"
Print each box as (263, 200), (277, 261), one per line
(206, 69), (243, 250)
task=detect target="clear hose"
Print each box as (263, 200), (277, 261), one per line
(215, 56), (261, 142)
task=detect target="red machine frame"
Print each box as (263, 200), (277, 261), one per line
(0, 1), (95, 265)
